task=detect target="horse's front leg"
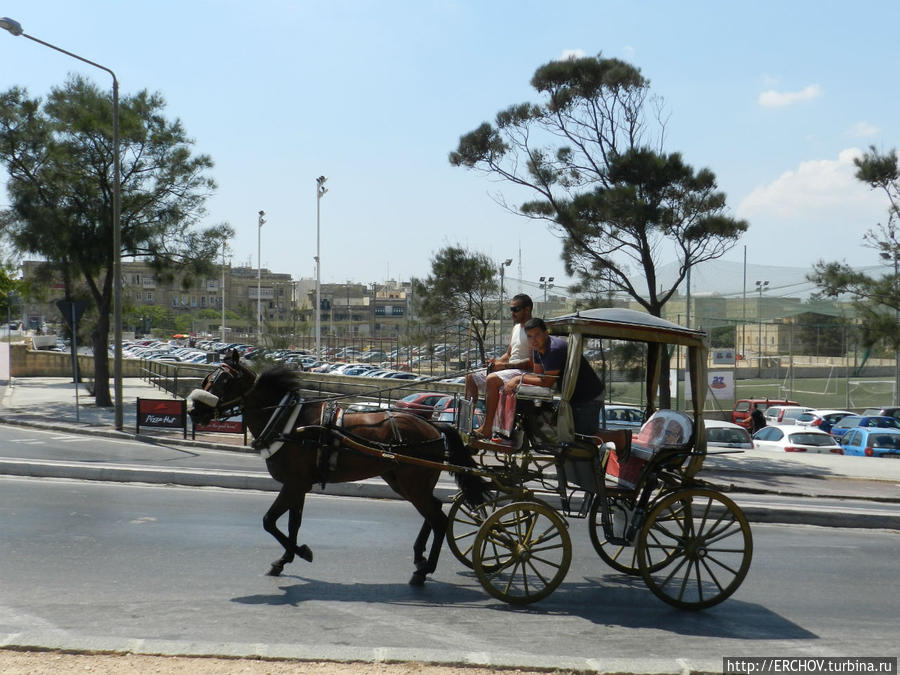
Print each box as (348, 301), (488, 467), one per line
(263, 488), (313, 576)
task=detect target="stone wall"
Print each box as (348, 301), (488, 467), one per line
(9, 344), (145, 378)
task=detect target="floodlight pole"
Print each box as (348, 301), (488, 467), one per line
(315, 176), (327, 359)
(1, 17), (123, 429)
(755, 280), (769, 378)
(257, 210), (265, 345)
(498, 258), (512, 341)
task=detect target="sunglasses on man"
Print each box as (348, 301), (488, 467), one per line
(509, 306), (524, 314)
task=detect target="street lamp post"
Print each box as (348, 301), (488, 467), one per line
(220, 242), (229, 343)
(257, 210), (265, 345)
(1, 16), (123, 429)
(539, 276), (555, 307)
(755, 280), (769, 376)
(315, 176), (327, 359)
(498, 258), (512, 343)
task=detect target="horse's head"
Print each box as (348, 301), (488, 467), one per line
(187, 349), (257, 425)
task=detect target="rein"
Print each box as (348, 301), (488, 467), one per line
(293, 423), (492, 478)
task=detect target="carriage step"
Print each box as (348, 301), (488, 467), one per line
(468, 435), (519, 454)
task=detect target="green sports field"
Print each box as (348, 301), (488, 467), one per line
(606, 374), (896, 417)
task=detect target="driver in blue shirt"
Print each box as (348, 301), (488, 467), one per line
(505, 317), (605, 437)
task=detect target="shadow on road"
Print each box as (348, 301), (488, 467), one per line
(231, 570), (816, 641)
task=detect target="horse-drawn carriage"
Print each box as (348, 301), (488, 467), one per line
(187, 308), (752, 610)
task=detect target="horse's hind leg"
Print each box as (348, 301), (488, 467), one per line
(412, 520), (432, 572)
(263, 487), (313, 576)
(410, 496), (448, 586)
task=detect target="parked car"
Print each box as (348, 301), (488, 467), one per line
(763, 405), (814, 425)
(752, 425), (843, 454)
(830, 415), (900, 440)
(393, 392), (447, 419)
(794, 409), (854, 434)
(731, 398), (798, 428)
(383, 372), (419, 380)
(861, 407), (900, 421)
(839, 428), (900, 457)
(600, 405), (644, 431)
(431, 396), (486, 428)
(705, 419), (753, 449)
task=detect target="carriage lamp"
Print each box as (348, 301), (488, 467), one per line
(1, 16), (123, 429)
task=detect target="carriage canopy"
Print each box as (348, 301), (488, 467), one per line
(544, 308), (709, 477)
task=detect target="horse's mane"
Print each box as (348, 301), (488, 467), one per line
(254, 365), (302, 398)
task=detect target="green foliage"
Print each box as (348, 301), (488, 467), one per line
(708, 325), (736, 349)
(412, 246), (499, 362)
(0, 260), (21, 318)
(0, 76), (233, 405)
(809, 146), (900, 350)
(450, 53), (748, 405)
(449, 53), (747, 323)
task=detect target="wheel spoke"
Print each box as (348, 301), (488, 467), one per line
(474, 501), (572, 605)
(638, 489), (752, 610)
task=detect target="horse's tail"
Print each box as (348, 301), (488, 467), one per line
(439, 425), (490, 507)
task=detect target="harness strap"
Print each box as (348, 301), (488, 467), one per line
(306, 426), (491, 478)
(253, 391), (303, 459)
(386, 411), (403, 445)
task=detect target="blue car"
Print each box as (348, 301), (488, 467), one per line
(830, 415), (900, 439)
(839, 427), (900, 457)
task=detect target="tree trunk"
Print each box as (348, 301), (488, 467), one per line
(648, 302), (673, 409)
(91, 303), (112, 407)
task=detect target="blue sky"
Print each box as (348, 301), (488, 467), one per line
(1, 0), (898, 300)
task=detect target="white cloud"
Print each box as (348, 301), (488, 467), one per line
(847, 121), (880, 137)
(737, 148), (875, 219)
(560, 49), (585, 61)
(758, 84), (823, 107)
(735, 149), (889, 267)
(623, 45), (635, 60)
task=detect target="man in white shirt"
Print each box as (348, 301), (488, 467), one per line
(465, 294), (533, 438)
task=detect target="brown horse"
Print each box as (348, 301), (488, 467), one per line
(187, 350), (488, 585)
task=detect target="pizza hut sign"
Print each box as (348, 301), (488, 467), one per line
(137, 398), (187, 438)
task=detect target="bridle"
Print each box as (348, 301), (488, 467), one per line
(188, 362), (255, 421)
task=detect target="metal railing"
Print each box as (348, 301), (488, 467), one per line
(141, 359), (216, 399)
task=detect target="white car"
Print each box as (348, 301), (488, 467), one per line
(704, 419), (753, 449)
(752, 424), (843, 454)
(793, 409), (854, 434)
(763, 405), (814, 425)
(600, 404), (644, 431)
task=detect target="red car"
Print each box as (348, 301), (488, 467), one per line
(732, 398), (798, 429)
(393, 392), (447, 419)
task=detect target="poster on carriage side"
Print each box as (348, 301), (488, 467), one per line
(682, 370), (735, 403)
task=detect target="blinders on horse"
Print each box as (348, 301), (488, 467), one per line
(187, 361), (252, 421)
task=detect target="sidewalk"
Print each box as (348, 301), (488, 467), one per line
(1, 341), (899, 528)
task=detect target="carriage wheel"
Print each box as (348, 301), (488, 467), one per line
(587, 496), (641, 575)
(588, 493), (683, 575)
(472, 500), (572, 605)
(637, 488), (753, 610)
(446, 491), (511, 569)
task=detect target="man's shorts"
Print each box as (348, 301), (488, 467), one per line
(467, 367), (525, 393)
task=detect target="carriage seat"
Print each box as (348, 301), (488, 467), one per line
(514, 384), (557, 403)
(604, 410), (694, 489)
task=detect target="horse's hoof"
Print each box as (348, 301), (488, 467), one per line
(297, 544), (313, 563)
(409, 572), (426, 586)
(266, 564), (284, 577)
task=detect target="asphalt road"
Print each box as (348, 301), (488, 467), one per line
(1, 476), (898, 672)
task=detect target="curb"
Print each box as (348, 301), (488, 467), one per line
(2, 414), (899, 530)
(2, 457), (898, 530)
(0, 458), (461, 502)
